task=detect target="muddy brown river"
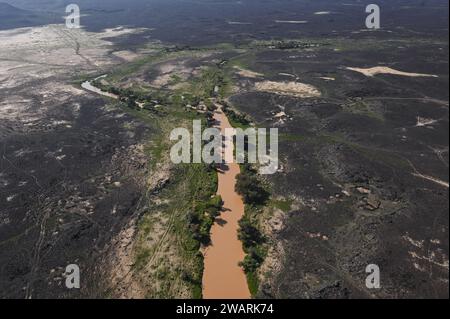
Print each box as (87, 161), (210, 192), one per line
(202, 105), (251, 299)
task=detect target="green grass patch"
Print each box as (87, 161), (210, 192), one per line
(133, 248), (152, 271)
(270, 198), (293, 212)
(246, 271), (260, 297)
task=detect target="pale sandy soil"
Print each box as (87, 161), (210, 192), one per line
(228, 21), (252, 25)
(254, 81), (321, 98)
(407, 159), (449, 188)
(234, 66), (264, 79)
(0, 24), (150, 89)
(416, 116), (437, 127)
(412, 173), (449, 188)
(275, 20), (308, 24)
(150, 60), (206, 89)
(272, 108), (290, 125)
(274, 111), (287, 118)
(109, 139), (197, 298)
(112, 50), (141, 62)
(346, 66), (438, 78)
(258, 207), (286, 296)
(105, 159), (193, 299)
(0, 24), (151, 135)
(408, 250), (449, 270)
(319, 76), (336, 81)
(279, 73), (297, 78)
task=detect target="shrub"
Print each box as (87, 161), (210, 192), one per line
(235, 172), (269, 206)
(238, 218), (264, 248)
(239, 247), (266, 273)
(190, 195), (223, 245)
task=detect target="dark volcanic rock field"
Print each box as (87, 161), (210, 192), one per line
(0, 78), (153, 298)
(229, 39), (449, 298)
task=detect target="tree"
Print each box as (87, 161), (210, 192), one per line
(235, 172), (269, 205)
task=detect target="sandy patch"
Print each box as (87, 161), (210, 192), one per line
(412, 173), (449, 188)
(150, 61), (196, 88)
(274, 111), (287, 118)
(258, 207), (286, 297)
(0, 24), (149, 88)
(416, 116), (437, 127)
(112, 50), (140, 62)
(99, 26), (150, 38)
(346, 66), (438, 78)
(234, 66), (264, 78)
(254, 81), (321, 98)
(408, 251), (449, 270)
(275, 20), (308, 24)
(279, 73), (297, 78)
(228, 21), (252, 25)
(403, 234), (425, 249)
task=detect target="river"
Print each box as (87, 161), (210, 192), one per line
(202, 104), (251, 299)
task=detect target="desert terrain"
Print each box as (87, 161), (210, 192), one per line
(0, 0), (448, 299)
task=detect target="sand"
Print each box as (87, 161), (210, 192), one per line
(275, 20), (308, 24)
(254, 80), (321, 98)
(346, 66), (438, 78)
(0, 24), (150, 89)
(234, 66), (264, 79)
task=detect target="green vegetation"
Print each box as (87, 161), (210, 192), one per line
(189, 193), (222, 245)
(222, 103), (253, 130)
(93, 55), (230, 298)
(189, 66), (231, 99)
(236, 164), (270, 206)
(278, 133), (308, 142)
(270, 198), (293, 212)
(89, 48), (294, 298)
(342, 100), (384, 122)
(133, 248), (152, 271)
(235, 164), (271, 296)
(92, 80), (167, 111)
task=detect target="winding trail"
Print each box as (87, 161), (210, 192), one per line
(202, 104), (251, 299)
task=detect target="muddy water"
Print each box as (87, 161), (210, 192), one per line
(202, 105), (251, 299)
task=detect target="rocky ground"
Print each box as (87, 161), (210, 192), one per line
(227, 37), (449, 299)
(1, 0), (448, 299)
(0, 24), (156, 298)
